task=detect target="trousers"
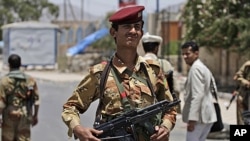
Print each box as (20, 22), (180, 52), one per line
(186, 123), (213, 141)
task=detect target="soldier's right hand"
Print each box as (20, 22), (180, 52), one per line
(73, 125), (103, 141)
(242, 80), (250, 88)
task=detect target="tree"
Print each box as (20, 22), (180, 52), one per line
(182, 0), (250, 54)
(0, 0), (59, 39)
(92, 12), (116, 52)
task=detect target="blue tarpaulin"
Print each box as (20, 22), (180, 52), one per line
(67, 28), (109, 56)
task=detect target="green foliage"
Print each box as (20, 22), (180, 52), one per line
(0, 0), (59, 39)
(182, 0), (250, 54)
(91, 34), (116, 51)
(91, 11), (116, 51)
(162, 41), (180, 55)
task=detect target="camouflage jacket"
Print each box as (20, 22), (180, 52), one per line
(62, 55), (177, 138)
(235, 60), (250, 93)
(0, 70), (39, 117)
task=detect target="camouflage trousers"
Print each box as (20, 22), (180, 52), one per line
(2, 114), (31, 141)
(236, 94), (249, 125)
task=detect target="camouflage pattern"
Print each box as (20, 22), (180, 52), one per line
(144, 53), (173, 71)
(62, 55), (177, 140)
(235, 60), (250, 125)
(0, 70), (39, 141)
(144, 53), (181, 113)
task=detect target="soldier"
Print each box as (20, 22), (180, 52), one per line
(61, 5), (177, 141)
(141, 32), (181, 113)
(141, 32), (173, 78)
(234, 60), (250, 125)
(0, 54), (40, 141)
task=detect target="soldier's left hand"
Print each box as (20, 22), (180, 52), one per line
(32, 116), (38, 126)
(150, 125), (169, 141)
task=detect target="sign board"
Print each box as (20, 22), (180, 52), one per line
(8, 28), (57, 65)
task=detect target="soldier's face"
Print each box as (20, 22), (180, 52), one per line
(181, 46), (198, 66)
(112, 21), (143, 49)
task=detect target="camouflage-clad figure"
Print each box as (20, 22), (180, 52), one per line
(0, 54), (40, 141)
(61, 5), (177, 141)
(141, 32), (181, 113)
(234, 60), (250, 125)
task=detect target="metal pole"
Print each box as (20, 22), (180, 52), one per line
(162, 10), (165, 58)
(177, 20), (182, 72)
(81, 0), (84, 21)
(64, 0), (67, 22)
(167, 6), (170, 61)
(156, 0), (159, 13)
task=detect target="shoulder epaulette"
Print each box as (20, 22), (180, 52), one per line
(89, 61), (108, 74)
(145, 59), (160, 68)
(144, 60), (160, 75)
(245, 61), (250, 66)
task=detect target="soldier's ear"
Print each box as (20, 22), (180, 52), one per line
(110, 28), (116, 37)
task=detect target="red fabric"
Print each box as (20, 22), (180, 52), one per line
(120, 92), (127, 98)
(109, 5), (144, 24)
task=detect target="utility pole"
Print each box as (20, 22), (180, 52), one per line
(64, 0), (67, 22)
(81, 0), (84, 21)
(167, 6), (170, 61)
(156, 0), (159, 13)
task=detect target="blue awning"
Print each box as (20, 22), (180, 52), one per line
(67, 28), (109, 56)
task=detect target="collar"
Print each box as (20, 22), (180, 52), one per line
(112, 55), (147, 73)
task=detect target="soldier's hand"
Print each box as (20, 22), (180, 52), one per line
(242, 80), (250, 88)
(187, 120), (196, 132)
(73, 125), (103, 141)
(150, 125), (169, 141)
(32, 116), (38, 126)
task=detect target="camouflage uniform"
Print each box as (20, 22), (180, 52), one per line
(144, 53), (173, 72)
(62, 56), (177, 141)
(234, 60), (250, 125)
(144, 53), (181, 113)
(0, 70), (39, 141)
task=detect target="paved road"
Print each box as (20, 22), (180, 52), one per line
(31, 80), (100, 141)
(169, 91), (236, 141)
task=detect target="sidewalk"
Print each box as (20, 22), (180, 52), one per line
(170, 91), (236, 141)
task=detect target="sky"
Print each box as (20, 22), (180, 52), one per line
(48, 0), (187, 17)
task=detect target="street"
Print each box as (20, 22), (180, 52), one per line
(31, 80), (99, 141)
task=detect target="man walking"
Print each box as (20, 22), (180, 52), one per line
(181, 41), (217, 141)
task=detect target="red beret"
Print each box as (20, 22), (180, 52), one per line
(109, 5), (145, 24)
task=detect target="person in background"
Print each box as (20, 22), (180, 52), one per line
(233, 60), (250, 125)
(181, 41), (217, 141)
(141, 32), (181, 113)
(0, 54), (40, 141)
(61, 5), (177, 141)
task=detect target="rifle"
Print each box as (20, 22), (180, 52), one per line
(226, 85), (239, 110)
(94, 98), (181, 140)
(26, 86), (35, 115)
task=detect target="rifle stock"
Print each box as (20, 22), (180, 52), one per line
(94, 98), (181, 139)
